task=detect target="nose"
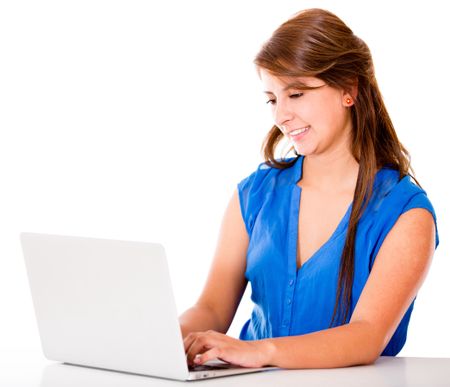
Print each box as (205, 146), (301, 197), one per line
(274, 99), (294, 131)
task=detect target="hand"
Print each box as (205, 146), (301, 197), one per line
(183, 330), (274, 368)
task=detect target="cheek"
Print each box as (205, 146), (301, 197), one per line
(297, 93), (337, 124)
(294, 103), (316, 122)
(312, 95), (346, 128)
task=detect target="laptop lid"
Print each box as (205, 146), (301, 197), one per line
(21, 232), (190, 380)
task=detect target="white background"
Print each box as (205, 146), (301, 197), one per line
(0, 0), (449, 372)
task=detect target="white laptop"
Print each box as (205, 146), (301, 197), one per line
(20, 232), (277, 381)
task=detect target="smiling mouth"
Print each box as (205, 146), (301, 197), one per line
(288, 126), (310, 138)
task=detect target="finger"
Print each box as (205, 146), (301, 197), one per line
(186, 337), (215, 365)
(183, 332), (198, 352)
(183, 330), (217, 352)
(187, 344), (214, 365)
(194, 346), (221, 365)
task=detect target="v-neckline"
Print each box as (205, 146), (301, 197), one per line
(295, 186), (353, 272)
(289, 156), (353, 274)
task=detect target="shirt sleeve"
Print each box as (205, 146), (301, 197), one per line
(369, 175), (439, 269)
(402, 191), (439, 247)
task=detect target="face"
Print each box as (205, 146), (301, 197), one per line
(260, 69), (354, 157)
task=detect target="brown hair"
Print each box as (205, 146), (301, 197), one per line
(255, 8), (415, 326)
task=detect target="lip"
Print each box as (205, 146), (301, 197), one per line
(288, 126), (310, 140)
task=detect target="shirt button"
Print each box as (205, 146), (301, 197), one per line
(289, 279), (294, 286)
(287, 299), (292, 305)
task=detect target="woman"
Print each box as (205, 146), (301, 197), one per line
(180, 8), (439, 369)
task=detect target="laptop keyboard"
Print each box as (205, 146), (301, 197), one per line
(189, 362), (243, 372)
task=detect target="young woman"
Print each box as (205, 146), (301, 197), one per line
(180, 8), (439, 369)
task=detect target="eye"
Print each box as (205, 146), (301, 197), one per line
(265, 92), (304, 105)
(290, 93), (304, 98)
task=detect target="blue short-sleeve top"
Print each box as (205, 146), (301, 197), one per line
(237, 155), (439, 356)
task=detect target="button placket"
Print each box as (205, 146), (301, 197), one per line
(282, 183), (301, 336)
(281, 278), (296, 333)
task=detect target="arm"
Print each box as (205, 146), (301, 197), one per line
(264, 208), (436, 368)
(185, 208), (436, 368)
(179, 188), (249, 338)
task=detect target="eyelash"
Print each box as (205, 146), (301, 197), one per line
(266, 93), (304, 105)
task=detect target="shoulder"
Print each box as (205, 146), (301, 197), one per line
(237, 156), (299, 194)
(370, 168), (435, 216)
(237, 156), (300, 235)
(365, 167), (439, 250)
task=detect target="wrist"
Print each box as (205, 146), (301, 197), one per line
(259, 338), (277, 366)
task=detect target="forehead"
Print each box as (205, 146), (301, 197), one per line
(260, 69), (324, 93)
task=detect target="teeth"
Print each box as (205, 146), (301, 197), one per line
(290, 126), (309, 136)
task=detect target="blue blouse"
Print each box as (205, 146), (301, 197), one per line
(237, 155), (439, 356)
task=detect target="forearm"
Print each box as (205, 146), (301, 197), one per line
(263, 321), (383, 369)
(179, 304), (225, 339)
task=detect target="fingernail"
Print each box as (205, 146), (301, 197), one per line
(194, 355), (201, 364)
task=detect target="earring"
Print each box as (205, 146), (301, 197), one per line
(346, 97), (352, 104)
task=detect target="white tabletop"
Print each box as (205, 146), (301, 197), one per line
(1, 353), (450, 387)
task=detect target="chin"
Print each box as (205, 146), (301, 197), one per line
(294, 147), (312, 157)
(293, 141), (320, 156)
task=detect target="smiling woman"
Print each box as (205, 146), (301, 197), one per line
(179, 8), (439, 369)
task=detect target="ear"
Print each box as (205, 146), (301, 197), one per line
(342, 80), (358, 107)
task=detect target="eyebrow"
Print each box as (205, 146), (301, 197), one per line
(263, 81), (324, 95)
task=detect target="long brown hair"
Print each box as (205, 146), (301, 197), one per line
(255, 8), (414, 326)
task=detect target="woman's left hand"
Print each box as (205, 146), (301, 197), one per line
(183, 330), (274, 368)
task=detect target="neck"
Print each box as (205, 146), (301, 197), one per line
(300, 148), (359, 193)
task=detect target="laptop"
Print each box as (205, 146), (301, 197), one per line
(20, 232), (277, 381)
